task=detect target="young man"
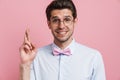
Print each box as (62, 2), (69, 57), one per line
(19, 0), (106, 80)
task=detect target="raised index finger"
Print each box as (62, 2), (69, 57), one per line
(24, 28), (30, 43)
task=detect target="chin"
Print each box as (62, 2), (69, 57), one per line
(55, 36), (71, 43)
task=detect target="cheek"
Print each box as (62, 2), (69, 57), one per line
(50, 26), (56, 32)
(69, 26), (74, 31)
(49, 25), (53, 29)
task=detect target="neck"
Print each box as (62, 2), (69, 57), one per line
(54, 38), (73, 50)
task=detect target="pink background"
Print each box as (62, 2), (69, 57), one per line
(0, 0), (120, 80)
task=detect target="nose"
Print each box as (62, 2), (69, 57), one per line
(58, 21), (65, 29)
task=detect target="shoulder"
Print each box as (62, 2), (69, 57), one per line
(33, 43), (53, 61)
(37, 44), (52, 52)
(74, 42), (104, 65)
(36, 44), (53, 55)
(74, 42), (102, 57)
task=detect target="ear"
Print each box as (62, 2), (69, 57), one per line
(73, 18), (78, 27)
(47, 20), (51, 29)
(74, 18), (78, 23)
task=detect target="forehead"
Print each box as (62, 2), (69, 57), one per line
(50, 9), (73, 19)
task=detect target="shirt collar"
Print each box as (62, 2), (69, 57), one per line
(52, 39), (76, 55)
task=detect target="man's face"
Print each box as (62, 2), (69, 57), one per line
(48, 9), (77, 43)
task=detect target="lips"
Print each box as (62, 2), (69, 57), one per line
(57, 31), (66, 34)
(55, 30), (68, 36)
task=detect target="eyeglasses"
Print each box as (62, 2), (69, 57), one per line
(50, 17), (74, 26)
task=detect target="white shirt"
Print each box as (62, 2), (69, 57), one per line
(30, 39), (106, 80)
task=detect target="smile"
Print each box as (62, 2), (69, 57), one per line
(57, 31), (67, 35)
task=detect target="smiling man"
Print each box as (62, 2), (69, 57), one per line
(19, 0), (106, 80)
(48, 8), (77, 49)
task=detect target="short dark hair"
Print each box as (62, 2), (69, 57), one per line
(46, 0), (77, 21)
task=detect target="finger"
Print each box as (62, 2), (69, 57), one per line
(23, 39), (32, 48)
(24, 28), (30, 43)
(23, 44), (32, 53)
(24, 43), (32, 49)
(19, 44), (30, 54)
(31, 43), (36, 50)
(24, 30), (27, 43)
(23, 30), (33, 50)
(26, 28), (30, 42)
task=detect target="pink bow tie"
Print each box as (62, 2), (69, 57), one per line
(53, 48), (71, 56)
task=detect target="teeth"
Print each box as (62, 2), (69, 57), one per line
(58, 32), (66, 34)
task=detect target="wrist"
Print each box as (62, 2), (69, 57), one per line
(20, 64), (31, 80)
(20, 63), (31, 70)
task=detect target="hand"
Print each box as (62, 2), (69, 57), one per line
(19, 28), (36, 65)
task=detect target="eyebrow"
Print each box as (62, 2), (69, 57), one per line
(50, 15), (72, 19)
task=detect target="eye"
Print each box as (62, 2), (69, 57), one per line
(64, 18), (72, 22)
(52, 19), (60, 23)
